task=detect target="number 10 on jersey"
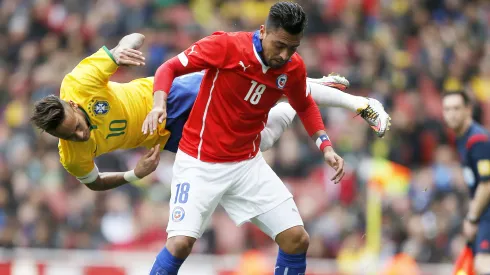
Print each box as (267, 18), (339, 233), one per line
(244, 80), (265, 105)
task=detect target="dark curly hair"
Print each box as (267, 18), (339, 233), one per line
(31, 95), (68, 132)
(266, 2), (307, 35)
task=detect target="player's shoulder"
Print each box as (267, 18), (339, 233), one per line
(59, 81), (98, 110)
(60, 75), (110, 106)
(208, 31), (253, 44)
(466, 124), (490, 150)
(225, 31), (253, 39)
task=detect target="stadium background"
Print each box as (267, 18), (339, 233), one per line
(0, 0), (489, 274)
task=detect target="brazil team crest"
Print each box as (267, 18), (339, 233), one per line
(276, 74), (287, 89)
(172, 206), (185, 222)
(90, 100), (110, 116)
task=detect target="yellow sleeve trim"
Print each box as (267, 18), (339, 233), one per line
(103, 46), (118, 65)
(478, 160), (490, 177)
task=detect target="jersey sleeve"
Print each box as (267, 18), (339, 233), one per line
(177, 31), (231, 69)
(58, 140), (99, 184)
(64, 47), (118, 90)
(154, 31), (231, 94)
(284, 60), (325, 137)
(469, 139), (490, 182)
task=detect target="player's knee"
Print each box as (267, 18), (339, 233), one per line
(259, 129), (275, 152)
(276, 226), (309, 254)
(475, 253), (490, 274)
(166, 236), (196, 259)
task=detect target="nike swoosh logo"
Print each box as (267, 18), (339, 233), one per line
(371, 120), (381, 132)
(325, 82), (347, 91)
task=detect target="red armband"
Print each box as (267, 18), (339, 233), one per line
(316, 134), (332, 152)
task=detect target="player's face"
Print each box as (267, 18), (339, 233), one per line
(51, 101), (91, 142)
(260, 25), (302, 69)
(442, 94), (471, 131)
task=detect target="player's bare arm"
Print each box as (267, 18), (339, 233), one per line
(464, 181), (490, 241)
(143, 90), (168, 135)
(290, 94), (345, 183)
(285, 72), (345, 183)
(85, 144), (161, 191)
(110, 33), (146, 66)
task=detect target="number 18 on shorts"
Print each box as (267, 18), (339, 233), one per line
(171, 183), (190, 223)
(166, 150), (299, 240)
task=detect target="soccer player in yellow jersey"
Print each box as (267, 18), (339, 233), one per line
(30, 33), (390, 191)
(30, 33), (166, 190)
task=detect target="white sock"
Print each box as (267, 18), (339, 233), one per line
(307, 79), (368, 112)
(260, 103), (296, 152)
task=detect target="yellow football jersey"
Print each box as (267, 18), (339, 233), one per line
(58, 47), (170, 182)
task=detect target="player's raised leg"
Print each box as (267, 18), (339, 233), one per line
(150, 150), (231, 275)
(220, 153), (309, 275)
(259, 75), (353, 152)
(260, 102), (296, 152)
(307, 74), (362, 111)
(264, 75), (391, 151)
(307, 74), (391, 137)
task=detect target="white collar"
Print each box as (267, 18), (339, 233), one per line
(252, 43), (270, 74)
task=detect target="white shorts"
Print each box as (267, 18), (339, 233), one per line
(167, 150), (303, 240)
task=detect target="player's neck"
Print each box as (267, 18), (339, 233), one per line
(258, 51), (269, 66)
(455, 118), (473, 137)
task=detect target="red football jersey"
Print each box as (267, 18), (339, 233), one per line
(155, 31), (325, 162)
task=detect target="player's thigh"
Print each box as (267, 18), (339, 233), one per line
(167, 150), (230, 239)
(250, 197), (304, 240)
(220, 153), (295, 229)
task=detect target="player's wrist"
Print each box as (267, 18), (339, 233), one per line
(316, 134), (332, 152)
(124, 170), (142, 183)
(466, 215), (480, 224)
(152, 91), (168, 108)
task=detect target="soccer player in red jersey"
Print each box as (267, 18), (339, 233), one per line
(144, 3), (345, 274)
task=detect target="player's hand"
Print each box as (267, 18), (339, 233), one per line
(142, 107), (167, 135)
(134, 144), (161, 178)
(323, 146), (345, 184)
(463, 219), (478, 242)
(113, 47), (146, 67)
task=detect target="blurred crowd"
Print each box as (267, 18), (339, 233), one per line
(0, 0), (489, 269)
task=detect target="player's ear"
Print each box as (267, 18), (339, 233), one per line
(259, 25), (266, 39)
(68, 100), (78, 109)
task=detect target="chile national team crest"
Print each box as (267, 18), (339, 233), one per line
(172, 206), (185, 222)
(91, 100), (110, 116)
(276, 74), (288, 89)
